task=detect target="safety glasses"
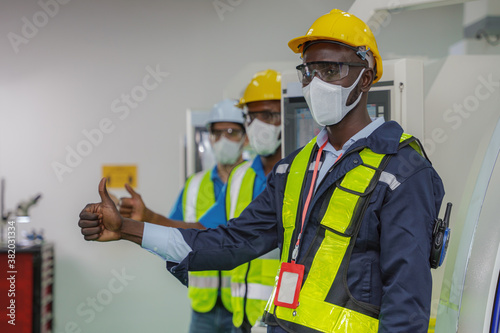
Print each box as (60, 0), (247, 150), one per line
(296, 61), (367, 85)
(243, 110), (281, 125)
(210, 128), (245, 141)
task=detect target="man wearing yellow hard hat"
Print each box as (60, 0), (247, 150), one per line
(224, 69), (282, 332)
(189, 69), (283, 332)
(78, 9), (445, 333)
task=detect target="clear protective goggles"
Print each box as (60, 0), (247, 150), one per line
(296, 61), (367, 85)
(209, 127), (245, 141)
(242, 108), (281, 125)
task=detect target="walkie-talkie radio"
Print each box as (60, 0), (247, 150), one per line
(430, 202), (452, 269)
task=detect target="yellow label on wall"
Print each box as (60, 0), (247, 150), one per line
(102, 165), (137, 188)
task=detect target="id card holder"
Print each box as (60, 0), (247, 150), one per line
(274, 262), (304, 309)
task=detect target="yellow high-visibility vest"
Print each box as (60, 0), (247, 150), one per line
(265, 134), (421, 332)
(226, 161), (280, 328)
(184, 169), (233, 313)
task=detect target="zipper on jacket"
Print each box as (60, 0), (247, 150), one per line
(243, 261), (251, 326)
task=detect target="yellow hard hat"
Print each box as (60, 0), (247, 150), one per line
(288, 9), (383, 83)
(237, 69), (281, 108)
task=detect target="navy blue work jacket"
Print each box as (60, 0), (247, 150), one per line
(169, 121), (445, 333)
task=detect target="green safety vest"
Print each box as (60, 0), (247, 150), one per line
(184, 169), (233, 313)
(226, 161), (281, 328)
(265, 134), (422, 332)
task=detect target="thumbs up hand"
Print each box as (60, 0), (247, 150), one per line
(119, 183), (148, 221)
(79, 178), (123, 242)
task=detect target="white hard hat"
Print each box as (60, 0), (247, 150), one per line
(206, 99), (245, 127)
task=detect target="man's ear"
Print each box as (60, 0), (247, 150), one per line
(360, 68), (375, 92)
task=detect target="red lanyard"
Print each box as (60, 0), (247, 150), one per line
(291, 140), (330, 263)
(291, 141), (343, 263)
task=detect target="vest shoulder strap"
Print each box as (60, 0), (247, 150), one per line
(183, 170), (211, 222)
(226, 161), (253, 219)
(399, 133), (431, 163)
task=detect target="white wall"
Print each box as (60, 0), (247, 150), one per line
(0, 1), (490, 332)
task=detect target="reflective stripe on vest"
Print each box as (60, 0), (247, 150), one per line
(188, 270), (233, 313)
(183, 170), (214, 222)
(183, 169), (233, 313)
(266, 135), (417, 332)
(227, 162), (253, 219)
(232, 282), (275, 301)
(226, 160), (281, 327)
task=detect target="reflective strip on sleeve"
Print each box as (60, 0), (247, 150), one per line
(379, 171), (401, 190)
(275, 164), (289, 174)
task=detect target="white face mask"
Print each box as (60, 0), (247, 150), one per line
(212, 136), (244, 165)
(302, 69), (365, 126)
(246, 118), (281, 156)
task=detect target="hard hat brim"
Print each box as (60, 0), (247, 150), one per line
(289, 35), (358, 55)
(236, 97), (281, 108)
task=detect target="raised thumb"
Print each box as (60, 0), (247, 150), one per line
(124, 183), (140, 198)
(98, 178), (114, 205)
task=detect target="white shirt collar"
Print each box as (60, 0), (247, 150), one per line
(316, 117), (385, 155)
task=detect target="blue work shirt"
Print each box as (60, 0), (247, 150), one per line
(198, 157), (267, 229)
(168, 165), (224, 221)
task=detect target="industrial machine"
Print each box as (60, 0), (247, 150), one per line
(428, 55), (500, 333)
